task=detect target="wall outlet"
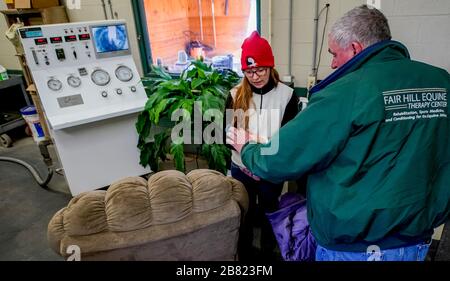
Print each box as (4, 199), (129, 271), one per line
(282, 75), (294, 83)
(367, 0), (381, 10)
(307, 75), (317, 89)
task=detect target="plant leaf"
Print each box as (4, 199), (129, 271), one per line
(197, 68), (206, 79)
(191, 77), (207, 89)
(181, 99), (194, 115)
(150, 64), (172, 80)
(198, 90), (225, 112)
(170, 143), (185, 172)
(144, 89), (170, 113)
(136, 111), (152, 142)
(152, 97), (177, 124)
(191, 60), (212, 71)
(168, 99), (186, 117)
(154, 131), (170, 162)
(138, 59), (238, 175)
(139, 142), (156, 169)
(186, 67), (198, 79)
(211, 144), (231, 175)
(206, 85), (227, 99)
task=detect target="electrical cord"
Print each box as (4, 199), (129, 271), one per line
(0, 156), (53, 187)
(55, 168), (64, 176)
(315, 4), (330, 78)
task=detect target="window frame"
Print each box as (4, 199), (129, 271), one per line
(131, 0), (261, 75)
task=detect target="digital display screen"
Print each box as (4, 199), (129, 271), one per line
(50, 37), (63, 44)
(64, 35), (77, 42)
(92, 24), (129, 53)
(78, 34), (91, 41)
(34, 38), (48, 45)
(20, 28), (43, 39)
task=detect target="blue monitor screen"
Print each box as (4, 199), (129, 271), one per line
(20, 28), (43, 39)
(25, 30), (43, 38)
(92, 24), (129, 53)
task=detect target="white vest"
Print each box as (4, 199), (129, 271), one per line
(230, 82), (293, 168)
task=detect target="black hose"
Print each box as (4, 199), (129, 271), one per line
(108, 0), (114, 20)
(0, 156), (53, 187)
(101, 0), (108, 20)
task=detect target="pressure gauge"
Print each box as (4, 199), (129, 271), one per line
(47, 78), (62, 91)
(91, 69), (110, 86)
(115, 65), (133, 82)
(67, 75), (82, 88)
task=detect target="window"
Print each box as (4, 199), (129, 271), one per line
(137, 0), (259, 74)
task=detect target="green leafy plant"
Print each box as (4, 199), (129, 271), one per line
(136, 60), (241, 175)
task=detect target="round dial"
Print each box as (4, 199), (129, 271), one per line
(47, 78), (62, 91)
(115, 65), (133, 82)
(91, 69), (110, 86)
(67, 75), (82, 88)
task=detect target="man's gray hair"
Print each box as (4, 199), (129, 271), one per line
(329, 5), (391, 49)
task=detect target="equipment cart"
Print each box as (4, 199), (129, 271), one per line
(0, 75), (31, 147)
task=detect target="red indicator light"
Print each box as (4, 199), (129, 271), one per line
(64, 35), (77, 42)
(34, 38), (48, 45)
(50, 37), (62, 43)
(78, 34), (91, 40)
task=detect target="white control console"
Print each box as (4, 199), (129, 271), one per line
(19, 20), (150, 195)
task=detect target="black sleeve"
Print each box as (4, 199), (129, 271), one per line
(282, 94), (305, 192)
(281, 93), (299, 127)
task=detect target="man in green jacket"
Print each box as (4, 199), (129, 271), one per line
(227, 5), (449, 261)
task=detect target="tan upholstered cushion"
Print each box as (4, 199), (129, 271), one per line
(48, 169), (248, 258)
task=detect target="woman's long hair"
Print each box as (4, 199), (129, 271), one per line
(232, 68), (281, 129)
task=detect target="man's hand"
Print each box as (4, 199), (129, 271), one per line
(226, 126), (267, 153)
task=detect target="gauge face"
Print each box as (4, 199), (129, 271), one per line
(47, 78), (62, 91)
(67, 75), (82, 88)
(115, 65), (133, 82)
(91, 69), (110, 86)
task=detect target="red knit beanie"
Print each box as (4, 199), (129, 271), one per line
(241, 31), (275, 70)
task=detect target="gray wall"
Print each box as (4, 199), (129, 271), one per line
(383, 0), (450, 72)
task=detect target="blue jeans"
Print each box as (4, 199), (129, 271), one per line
(315, 242), (431, 261)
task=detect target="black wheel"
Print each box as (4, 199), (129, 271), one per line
(0, 134), (13, 148)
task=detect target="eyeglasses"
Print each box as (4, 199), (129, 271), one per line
(243, 67), (268, 78)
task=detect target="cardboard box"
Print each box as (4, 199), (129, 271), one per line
(14, 0), (32, 9)
(32, 0), (59, 9)
(15, 0), (59, 9)
(41, 6), (68, 24)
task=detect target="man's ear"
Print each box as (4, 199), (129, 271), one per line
(351, 41), (364, 55)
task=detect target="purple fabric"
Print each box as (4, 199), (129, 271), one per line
(266, 192), (317, 261)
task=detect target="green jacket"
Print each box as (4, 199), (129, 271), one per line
(241, 41), (450, 251)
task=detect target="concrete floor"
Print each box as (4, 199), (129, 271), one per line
(0, 135), (71, 261)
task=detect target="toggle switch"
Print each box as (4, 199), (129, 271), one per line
(55, 49), (65, 61)
(32, 50), (39, 65)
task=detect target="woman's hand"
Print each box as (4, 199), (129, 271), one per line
(226, 126), (267, 153)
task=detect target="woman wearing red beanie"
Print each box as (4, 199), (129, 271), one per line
(226, 31), (299, 261)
